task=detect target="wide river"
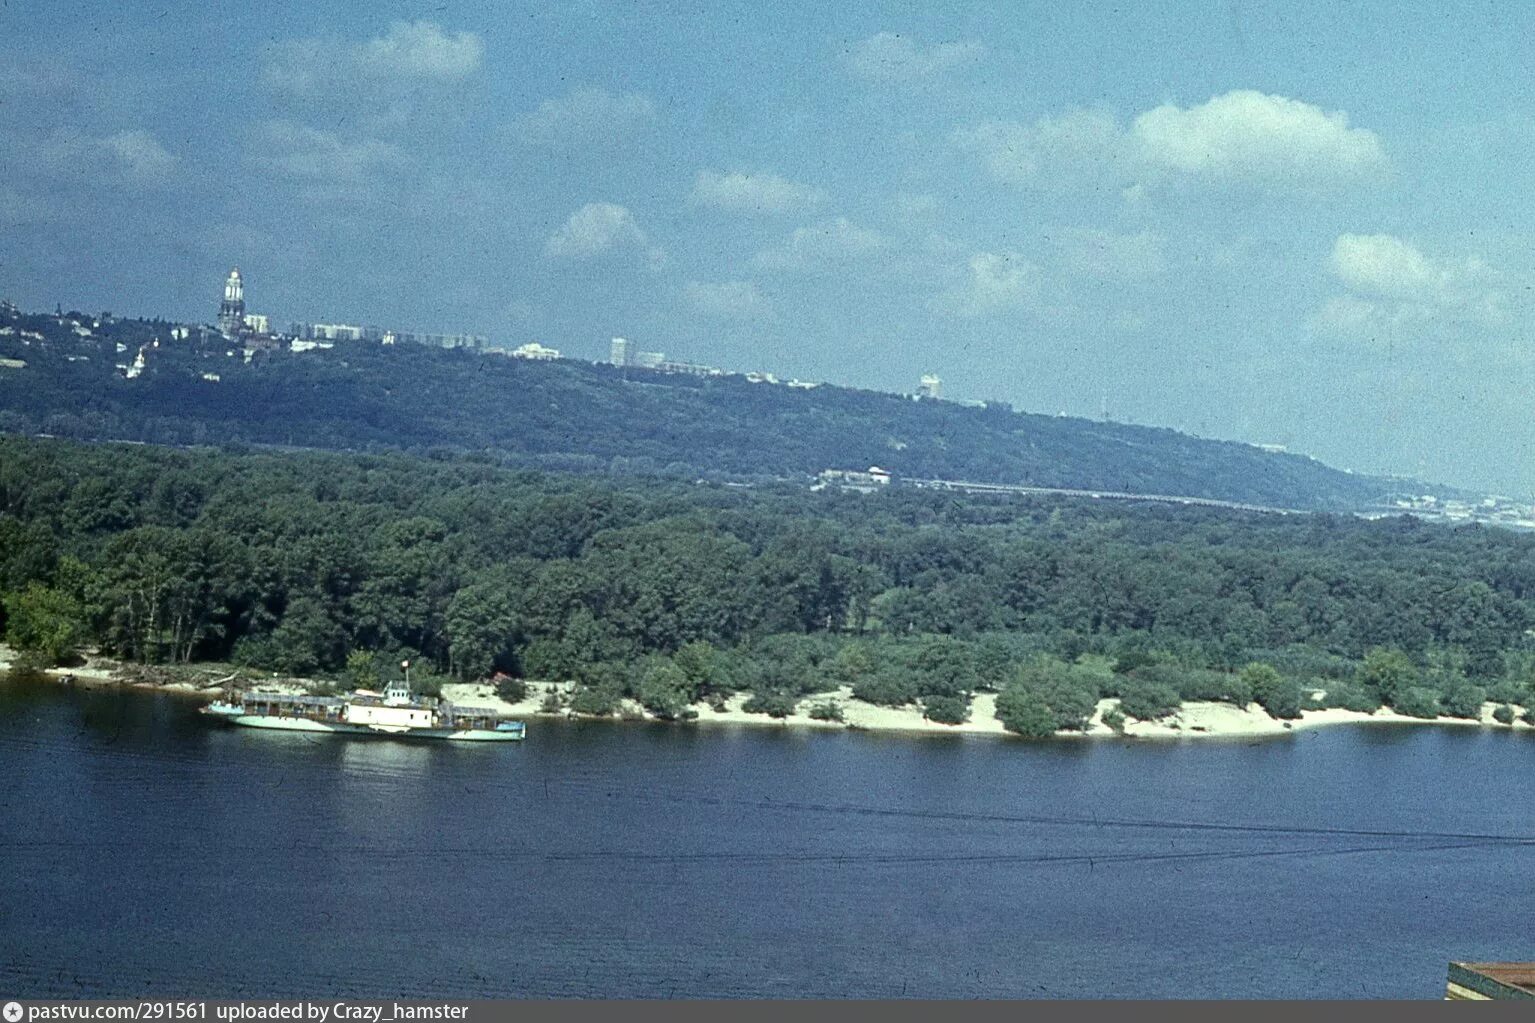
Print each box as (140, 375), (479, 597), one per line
(1, 676), (1530, 999)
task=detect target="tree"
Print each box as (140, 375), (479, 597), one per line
(1357, 648), (1417, 704)
(995, 685), (1057, 738)
(637, 659), (693, 719)
(2, 582), (86, 666)
(921, 693), (970, 725)
(1391, 686), (1441, 719)
(1439, 683), (1487, 720)
(346, 649), (380, 690)
(1240, 662), (1302, 719)
(1117, 679), (1181, 722)
(444, 576), (518, 679)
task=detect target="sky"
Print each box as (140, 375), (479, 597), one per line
(4, 1), (1535, 494)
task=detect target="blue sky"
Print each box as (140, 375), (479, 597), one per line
(5, 1), (1535, 493)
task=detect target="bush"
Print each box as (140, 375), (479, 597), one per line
(743, 689), (798, 718)
(852, 665), (918, 707)
(1492, 704), (1516, 725)
(1391, 686), (1441, 719)
(495, 676), (529, 703)
(569, 683), (622, 716)
(637, 661), (692, 720)
(1112, 650), (1159, 675)
(1101, 706), (1126, 733)
(922, 694), (970, 725)
(1116, 679), (1181, 722)
(807, 700), (844, 722)
(1241, 663), (1302, 720)
(539, 687), (564, 713)
(994, 686), (1057, 738)
(1318, 679), (1382, 713)
(1439, 684), (1487, 721)
(1485, 678), (1528, 705)
(1358, 648), (1417, 704)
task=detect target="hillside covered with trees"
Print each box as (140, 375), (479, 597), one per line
(2, 437), (1531, 735)
(0, 304), (1437, 511)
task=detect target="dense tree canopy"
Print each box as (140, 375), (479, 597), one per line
(0, 436), (1531, 729)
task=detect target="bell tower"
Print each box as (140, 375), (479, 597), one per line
(218, 267), (246, 335)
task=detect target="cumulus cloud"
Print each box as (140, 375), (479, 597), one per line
(930, 251), (1039, 318)
(264, 21), (483, 92)
(517, 87), (657, 145)
(28, 127), (176, 187)
(846, 32), (984, 81)
(954, 109), (1123, 186)
(1054, 228), (1167, 283)
(1317, 233), (1506, 340)
(1131, 90), (1387, 184)
(957, 90), (1388, 191)
(252, 120), (400, 183)
(545, 202), (665, 268)
(684, 280), (767, 318)
(754, 217), (888, 271)
(690, 170), (824, 214)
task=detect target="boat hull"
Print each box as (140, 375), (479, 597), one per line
(218, 713), (525, 741)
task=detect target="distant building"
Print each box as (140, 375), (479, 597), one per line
(217, 268), (246, 336)
(610, 337), (632, 366)
(312, 323), (366, 342)
(917, 373), (941, 399)
(656, 359), (721, 377)
(634, 350), (665, 369)
(512, 342), (562, 361)
(816, 466), (893, 492)
(242, 313), (269, 334)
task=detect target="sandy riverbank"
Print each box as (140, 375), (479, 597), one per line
(439, 680), (1534, 741)
(3, 644), (1528, 740)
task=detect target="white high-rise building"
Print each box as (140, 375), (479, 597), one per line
(610, 337), (631, 366)
(918, 373), (941, 399)
(218, 268), (246, 336)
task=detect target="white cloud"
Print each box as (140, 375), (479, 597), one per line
(264, 21), (483, 92)
(29, 127), (176, 187)
(684, 280), (767, 318)
(545, 202), (665, 268)
(690, 170), (824, 214)
(517, 87), (657, 145)
(957, 90), (1388, 191)
(1132, 90), (1387, 184)
(930, 251), (1039, 318)
(102, 130), (177, 181)
(355, 21), (484, 79)
(1054, 228), (1167, 282)
(954, 109), (1123, 186)
(846, 32), (984, 81)
(1331, 233), (1448, 301)
(252, 120), (400, 183)
(1318, 233), (1507, 340)
(754, 217), (888, 271)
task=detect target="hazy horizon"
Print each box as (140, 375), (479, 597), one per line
(5, 2), (1535, 494)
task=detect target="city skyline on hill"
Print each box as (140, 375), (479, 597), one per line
(5, 4), (1535, 492)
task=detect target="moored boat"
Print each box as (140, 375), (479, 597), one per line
(202, 676), (525, 741)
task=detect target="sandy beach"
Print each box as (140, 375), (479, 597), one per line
(439, 679), (1533, 741)
(3, 643), (1528, 740)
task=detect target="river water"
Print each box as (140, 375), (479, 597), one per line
(1, 676), (1530, 999)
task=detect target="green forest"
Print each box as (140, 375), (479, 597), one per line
(1, 436), (1532, 735)
(0, 303), (1442, 511)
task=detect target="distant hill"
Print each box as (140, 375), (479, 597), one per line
(0, 306), (1452, 511)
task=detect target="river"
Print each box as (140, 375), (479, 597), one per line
(1, 675), (1530, 998)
